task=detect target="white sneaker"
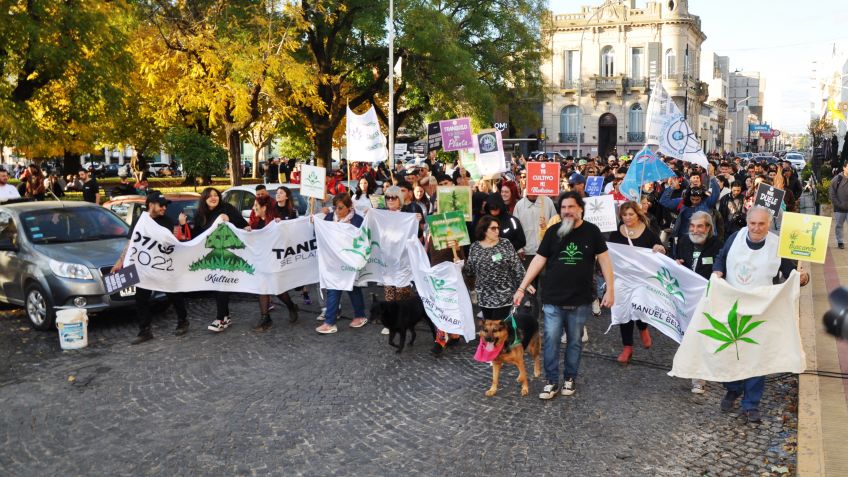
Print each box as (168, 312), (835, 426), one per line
(582, 326), (589, 343)
(691, 379), (706, 394)
(592, 298), (601, 316)
(207, 316), (231, 332)
(381, 327), (390, 335)
(560, 332), (568, 344)
(317, 307), (326, 321)
(561, 378), (576, 396)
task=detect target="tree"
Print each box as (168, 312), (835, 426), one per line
(293, 0), (547, 167)
(164, 127), (227, 184)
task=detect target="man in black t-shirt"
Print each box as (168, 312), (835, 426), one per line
(112, 192), (188, 344)
(514, 191), (614, 400)
(79, 170), (100, 204)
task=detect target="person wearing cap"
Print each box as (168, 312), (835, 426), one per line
(112, 192), (189, 344)
(568, 173), (586, 196)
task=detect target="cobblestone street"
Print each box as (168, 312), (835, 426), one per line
(0, 290), (797, 476)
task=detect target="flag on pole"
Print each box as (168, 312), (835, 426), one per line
(619, 147), (676, 200)
(346, 105), (387, 164)
(669, 272), (805, 382)
(645, 79), (709, 168)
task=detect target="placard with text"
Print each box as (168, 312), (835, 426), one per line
(526, 162), (561, 196)
(754, 183), (785, 216)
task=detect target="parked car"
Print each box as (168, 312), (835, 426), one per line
(0, 201), (164, 330)
(103, 193), (200, 227)
(103, 164), (120, 177)
(147, 162), (173, 177)
(785, 153), (806, 171)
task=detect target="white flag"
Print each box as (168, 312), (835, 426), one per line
(645, 79), (708, 168)
(669, 272), (805, 382)
(607, 242), (707, 343)
(406, 238), (476, 342)
(124, 214), (318, 294)
(314, 218), (367, 291)
(346, 105), (387, 163)
(355, 209), (418, 287)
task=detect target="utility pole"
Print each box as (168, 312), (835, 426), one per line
(683, 44), (689, 123)
(388, 0), (395, 170)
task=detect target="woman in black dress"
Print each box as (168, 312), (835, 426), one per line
(608, 201), (666, 364)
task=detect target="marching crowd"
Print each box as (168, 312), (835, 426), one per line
(112, 150), (815, 423)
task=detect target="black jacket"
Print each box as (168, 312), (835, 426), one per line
(674, 235), (724, 280)
(192, 201), (248, 236)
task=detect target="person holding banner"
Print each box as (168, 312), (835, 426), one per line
(711, 206), (809, 423)
(112, 192), (189, 344)
(315, 193), (369, 334)
(513, 192), (614, 400)
(377, 185), (417, 335)
(352, 177), (374, 215)
(192, 187), (249, 333)
(608, 201), (665, 364)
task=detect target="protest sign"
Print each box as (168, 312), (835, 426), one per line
(437, 186), (472, 221)
(427, 211), (471, 250)
(369, 195), (386, 209)
(526, 162), (561, 196)
(754, 183), (785, 216)
(103, 264), (140, 294)
(346, 105), (387, 163)
(300, 164), (326, 200)
(584, 176), (605, 197)
(778, 212), (832, 263)
(459, 150), (482, 181)
(474, 129), (507, 176)
(582, 195), (617, 232)
(427, 121), (442, 151)
(439, 118), (473, 151)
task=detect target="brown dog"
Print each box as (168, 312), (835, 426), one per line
(479, 306), (541, 397)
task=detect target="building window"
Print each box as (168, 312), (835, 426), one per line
(628, 104), (645, 142)
(560, 106), (580, 142)
(665, 49), (676, 77)
(631, 47), (643, 79)
(601, 46), (615, 77)
(564, 50), (578, 84)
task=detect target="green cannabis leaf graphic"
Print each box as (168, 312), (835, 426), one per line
(305, 171), (319, 186)
(650, 267), (685, 302)
(697, 300), (764, 360)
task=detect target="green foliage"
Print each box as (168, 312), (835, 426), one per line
(276, 133), (314, 159)
(698, 301), (764, 360)
(801, 164), (812, 182)
(164, 127), (227, 181)
(818, 178), (831, 204)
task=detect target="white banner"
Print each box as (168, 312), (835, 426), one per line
(355, 209), (418, 287)
(669, 272), (805, 382)
(607, 242), (707, 343)
(406, 238), (476, 341)
(124, 214), (318, 294)
(645, 79), (709, 168)
(474, 129), (507, 176)
(300, 164), (326, 199)
(314, 218), (366, 291)
(582, 195), (617, 233)
(346, 105), (387, 164)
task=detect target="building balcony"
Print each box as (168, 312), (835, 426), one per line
(558, 133), (584, 143)
(625, 77), (648, 90)
(560, 79), (582, 91)
(627, 132), (645, 143)
(588, 75), (625, 98)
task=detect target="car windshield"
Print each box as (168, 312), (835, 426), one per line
(20, 207), (130, 244)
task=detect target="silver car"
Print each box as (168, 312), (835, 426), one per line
(0, 201), (163, 330)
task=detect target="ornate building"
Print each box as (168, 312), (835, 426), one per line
(542, 0), (707, 158)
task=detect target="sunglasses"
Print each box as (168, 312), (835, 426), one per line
(386, 196), (399, 200)
(488, 225), (500, 230)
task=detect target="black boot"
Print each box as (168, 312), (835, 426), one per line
(287, 303), (299, 323)
(253, 314), (272, 331)
(174, 319), (189, 336)
(132, 330), (153, 345)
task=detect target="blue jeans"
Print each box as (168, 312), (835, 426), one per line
(835, 211), (848, 244)
(323, 287), (366, 326)
(542, 304), (591, 383)
(724, 376), (765, 411)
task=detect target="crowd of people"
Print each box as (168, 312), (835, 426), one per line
(16, 148), (811, 423)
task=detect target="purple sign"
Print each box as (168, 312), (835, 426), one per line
(439, 117), (473, 151)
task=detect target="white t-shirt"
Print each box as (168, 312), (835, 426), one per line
(0, 184), (20, 202)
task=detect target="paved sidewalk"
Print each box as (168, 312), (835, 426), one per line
(797, 210), (848, 476)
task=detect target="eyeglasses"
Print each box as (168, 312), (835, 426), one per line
(488, 225), (500, 231)
(386, 196), (399, 200)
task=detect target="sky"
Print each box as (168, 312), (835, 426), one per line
(548, 0), (848, 133)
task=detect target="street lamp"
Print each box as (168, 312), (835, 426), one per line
(733, 97), (750, 152)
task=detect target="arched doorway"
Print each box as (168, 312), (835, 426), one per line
(598, 113), (617, 158)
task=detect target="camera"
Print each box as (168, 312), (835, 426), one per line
(823, 287), (848, 340)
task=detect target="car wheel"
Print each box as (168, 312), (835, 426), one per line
(25, 283), (55, 331)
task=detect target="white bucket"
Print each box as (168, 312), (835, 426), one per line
(56, 309), (89, 350)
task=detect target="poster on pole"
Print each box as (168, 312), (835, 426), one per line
(427, 211), (471, 250)
(584, 176), (605, 197)
(525, 162), (561, 196)
(427, 122), (442, 152)
(582, 195), (617, 232)
(778, 212), (832, 264)
(346, 105), (387, 164)
(753, 183), (785, 216)
(474, 129), (507, 176)
(436, 186), (472, 222)
(439, 118), (474, 151)
(300, 164), (326, 199)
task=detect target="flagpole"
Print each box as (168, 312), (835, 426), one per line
(388, 0), (395, 171)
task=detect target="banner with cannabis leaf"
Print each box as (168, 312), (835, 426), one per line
(607, 242), (707, 343)
(669, 271), (804, 382)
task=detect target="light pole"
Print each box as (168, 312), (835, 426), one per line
(575, 1), (614, 159)
(388, 0), (395, 169)
(733, 96), (750, 152)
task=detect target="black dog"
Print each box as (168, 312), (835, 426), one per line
(369, 294), (436, 353)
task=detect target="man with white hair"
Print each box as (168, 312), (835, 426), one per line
(673, 210), (724, 394)
(711, 205), (810, 423)
(513, 191), (614, 400)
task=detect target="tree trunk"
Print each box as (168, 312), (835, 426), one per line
(315, 126), (334, 172)
(226, 127), (243, 186)
(63, 150), (81, 176)
(252, 146), (261, 179)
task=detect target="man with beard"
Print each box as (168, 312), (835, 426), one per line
(718, 183), (746, 240)
(673, 211), (723, 394)
(513, 191), (614, 400)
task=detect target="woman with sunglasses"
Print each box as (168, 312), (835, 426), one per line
(377, 185), (417, 335)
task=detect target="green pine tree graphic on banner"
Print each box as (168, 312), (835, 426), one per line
(189, 223), (255, 274)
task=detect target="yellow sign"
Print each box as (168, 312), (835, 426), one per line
(778, 212), (832, 264)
